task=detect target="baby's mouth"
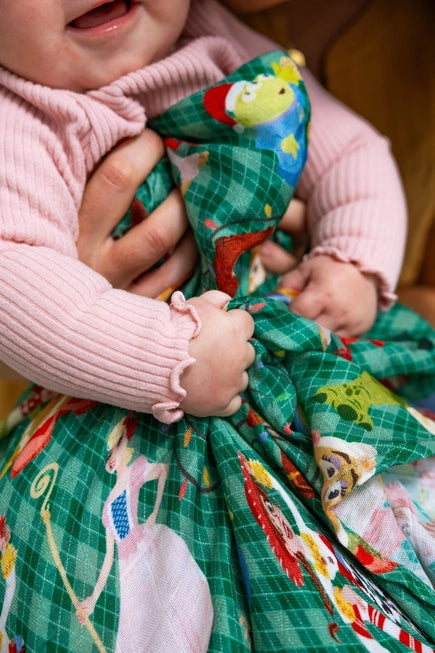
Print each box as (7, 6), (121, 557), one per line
(69, 0), (131, 29)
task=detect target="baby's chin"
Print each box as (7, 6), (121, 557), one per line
(66, 44), (178, 93)
(47, 56), (150, 93)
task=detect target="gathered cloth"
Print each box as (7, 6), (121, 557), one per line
(0, 0), (408, 419)
(0, 52), (434, 653)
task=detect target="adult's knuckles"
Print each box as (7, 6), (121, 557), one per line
(99, 131), (165, 191)
(100, 156), (140, 191)
(137, 222), (172, 257)
(140, 129), (165, 157)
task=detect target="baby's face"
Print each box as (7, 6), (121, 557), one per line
(0, 0), (190, 91)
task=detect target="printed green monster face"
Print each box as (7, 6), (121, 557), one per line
(232, 74), (295, 128)
(312, 371), (406, 431)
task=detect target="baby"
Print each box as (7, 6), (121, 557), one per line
(0, 0), (406, 423)
(2, 4), (433, 653)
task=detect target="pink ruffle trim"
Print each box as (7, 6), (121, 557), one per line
(306, 248), (397, 310)
(152, 291), (201, 424)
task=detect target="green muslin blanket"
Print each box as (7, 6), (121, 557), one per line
(1, 52), (434, 653)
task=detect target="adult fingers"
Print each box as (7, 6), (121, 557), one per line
(130, 230), (198, 298)
(77, 130), (165, 258)
(108, 189), (190, 287)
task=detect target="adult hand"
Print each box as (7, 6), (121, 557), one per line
(77, 129), (198, 298)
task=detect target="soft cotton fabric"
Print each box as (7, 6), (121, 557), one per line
(0, 0), (406, 420)
(0, 50), (433, 652)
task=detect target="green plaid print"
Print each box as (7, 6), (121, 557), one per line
(1, 52), (434, 652)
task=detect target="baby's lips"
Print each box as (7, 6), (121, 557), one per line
(69, 0), (130, 30)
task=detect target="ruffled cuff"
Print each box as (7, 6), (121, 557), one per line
(306, 247), (397, 310)
(152, 291), (201, 424)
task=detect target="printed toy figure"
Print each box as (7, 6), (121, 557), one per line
(203, 56), (308, 187)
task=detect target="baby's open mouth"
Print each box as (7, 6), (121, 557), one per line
(69, 0), (131, 29)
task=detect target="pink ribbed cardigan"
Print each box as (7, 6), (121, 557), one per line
(0, 0), (407, 421)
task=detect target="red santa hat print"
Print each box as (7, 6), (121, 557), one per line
(203, 81), (246, 127)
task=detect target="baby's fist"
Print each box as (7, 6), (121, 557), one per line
(180, 291), (255, 417)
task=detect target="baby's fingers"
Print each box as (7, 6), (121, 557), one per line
(228, 307), (255, 342)
(213, 393), (244, 417)
(199, 290), (233, 308)
(290, 286), (325, 322)
(290, 289), (352, 334)
(278, 266), (307, 295)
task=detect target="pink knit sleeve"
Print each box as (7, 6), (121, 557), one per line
(296, 70), (407, 308)
(0, 241), (201, 422)
(0, 97), (200, 422)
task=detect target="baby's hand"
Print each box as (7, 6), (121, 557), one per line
(180, 291), (255, 417)
(279, 255), (379, 337)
